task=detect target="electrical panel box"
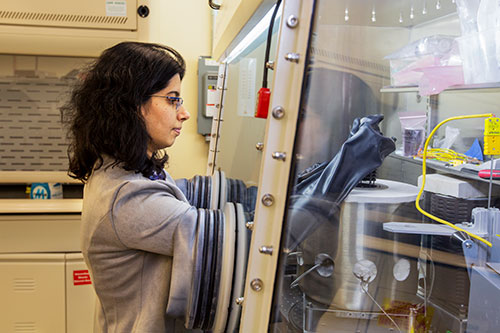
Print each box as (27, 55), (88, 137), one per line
(198, 56), (220, 137)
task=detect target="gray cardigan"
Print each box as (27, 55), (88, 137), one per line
(81, 159), (199, 332)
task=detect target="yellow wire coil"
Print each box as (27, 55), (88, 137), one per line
(418, 148), (469, 164)
(416, 113), (494, 247)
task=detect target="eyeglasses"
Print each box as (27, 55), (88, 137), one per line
(150, 95), (184, 111)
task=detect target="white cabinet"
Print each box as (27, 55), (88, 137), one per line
(0, 253), (95, 333)
(66, 253), (96, 333)
(0, 209), (95, 333)
(0, 0), (141, 57)
(0, 254), (67, 332)
(0, 213), (81, 253)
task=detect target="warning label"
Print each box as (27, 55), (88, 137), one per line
(73, 270), (92, 286)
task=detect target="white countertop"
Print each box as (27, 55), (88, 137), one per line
(0, 199), (82, 214)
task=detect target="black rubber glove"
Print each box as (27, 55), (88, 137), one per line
(287, 114), (395, 249)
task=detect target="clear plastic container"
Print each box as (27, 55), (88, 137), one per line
(385, 35), (461, 87)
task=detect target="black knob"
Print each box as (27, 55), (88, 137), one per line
(137, 5), (150, 18)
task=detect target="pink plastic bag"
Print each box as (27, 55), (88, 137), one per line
(391, 55), (440, 86)
(416, 66), (464, 96)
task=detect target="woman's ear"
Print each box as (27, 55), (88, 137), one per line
(140, 103), (148, 118)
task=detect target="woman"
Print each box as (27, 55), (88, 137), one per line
(61, 41), (198, 332)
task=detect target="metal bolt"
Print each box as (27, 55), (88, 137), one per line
(265, 61), (274, 70)
(215, 103), (220, 109)
(286, 15), (299, 28)
(255, 142), (264, 151)
(219, 73), (224, 78)
(272, 106), (285, 119)
(272, 151), (286, 161)
(250, 278), (263, 292)
(235, 297), (244, 305)
(259, 246), (273, 255)
(245, 221), (254, 230)
(285, 53), (300, 63)
(261, 193), (275, 206)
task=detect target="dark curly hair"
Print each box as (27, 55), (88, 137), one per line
(60, 41), (186, 182)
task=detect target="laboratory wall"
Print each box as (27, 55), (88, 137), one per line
(143, 0), (213, 178)
(0, 0), (213, 179)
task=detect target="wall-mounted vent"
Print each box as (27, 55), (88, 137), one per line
(310, 46), (390, 77)
(0, 11), (129, 26)
(14, 322), (36, 332)
(0, 0), (137, 31)
(13, 278), (36, 292)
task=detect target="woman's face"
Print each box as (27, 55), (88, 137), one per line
(141, 74), (190, 156)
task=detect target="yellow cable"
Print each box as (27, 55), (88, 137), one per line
(422, 148), (469, 163)
(424, 149), (466, 163)
(416, 113), (494, 247)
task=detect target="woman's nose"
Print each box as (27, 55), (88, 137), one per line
(178, 106), (190, 121)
